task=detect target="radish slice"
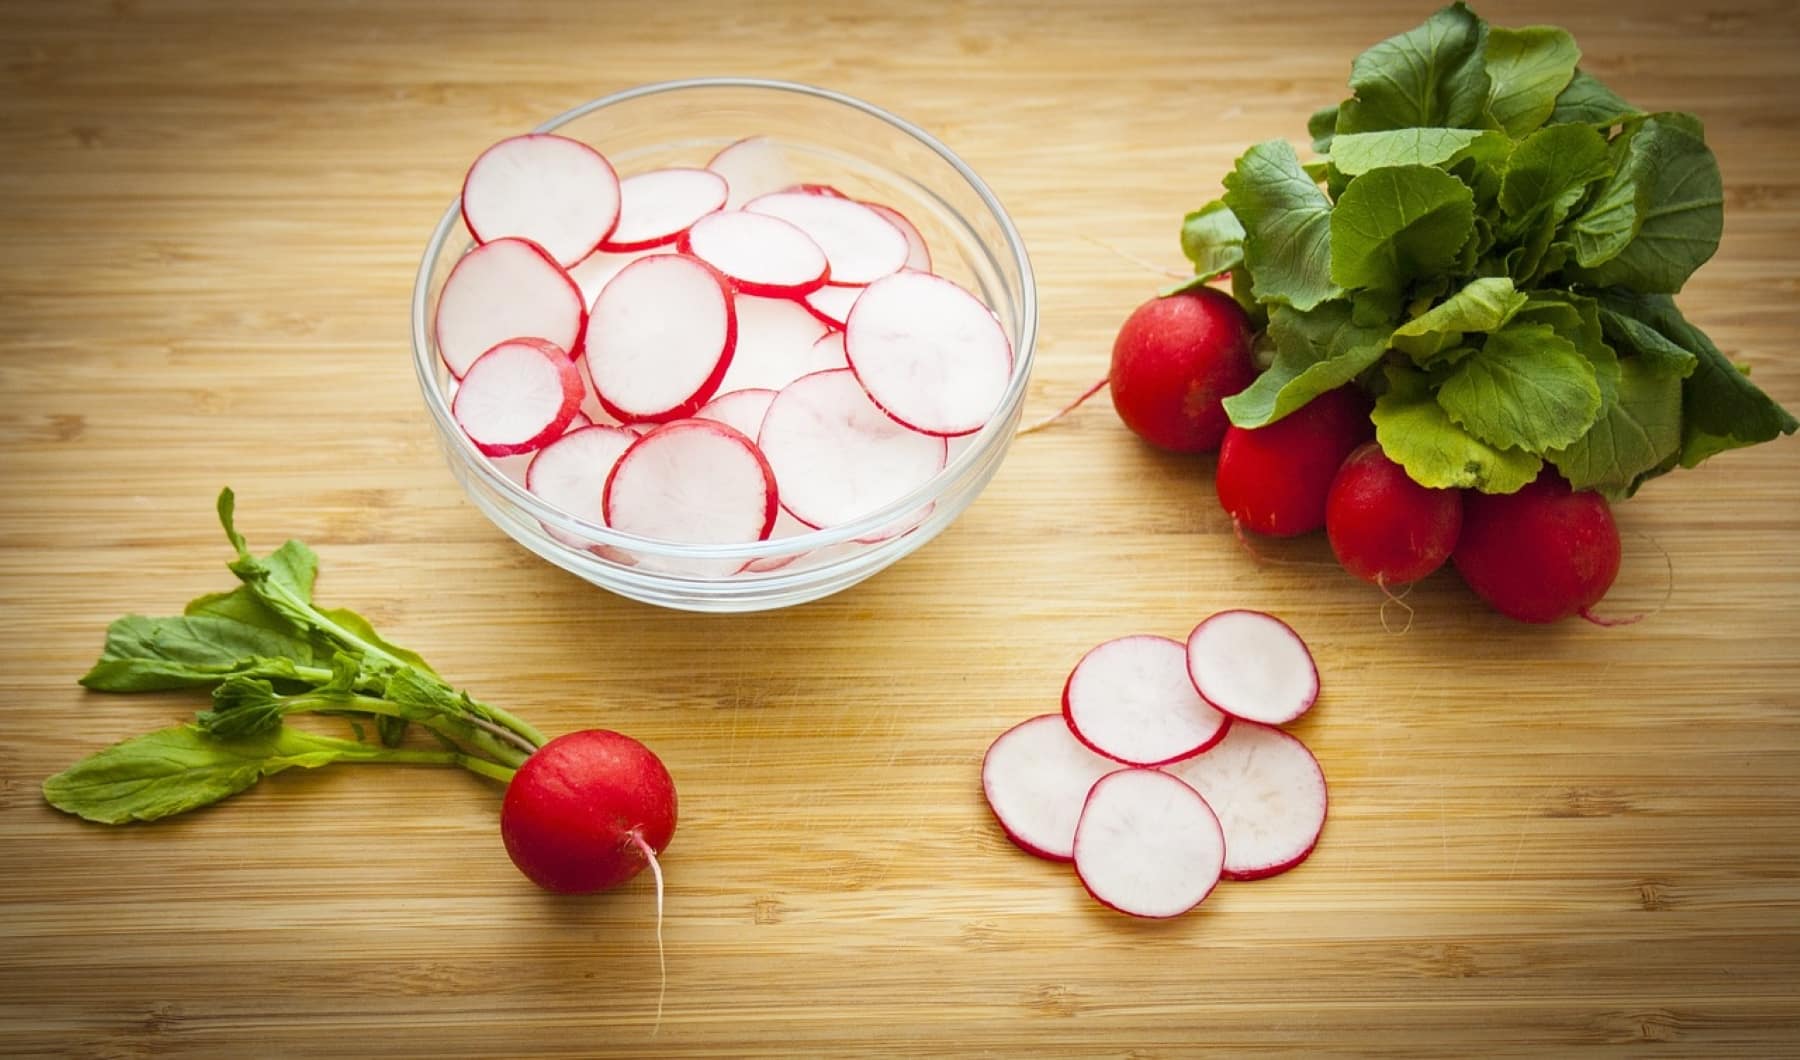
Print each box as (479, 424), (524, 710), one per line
(566, 411), (595, 431)
(1073, 769), (1225, 919)
(599, 168), (729, 252)
(460, 133), (621, 268)
(846, 271), (1013, 437)
(801, 284), (861, 329)
(862, 201), (931, 271)
(758, 369), (948, 529)
(744, 193), (908, 286)
(680, 211), (829, 297)
(981, 714), (1121, 862)
(810, 330), (848, 368)
(567, 247), (674, 312)
(526, 424), (640, 548)
(434, 237), (586, 378)
(708, 137), (795, 211)
(740, 510), (813, 574)
(1185, 610), (1320, 725)
(603, 419), (778, 550)
(717, 296), (835, 393)
(1162, 722), (1328, 881)
(585, 254), (736, 424)
(451, 338), (583, 456)
(695, 387), (777, 441)
(1062, 635), (1231, 767)
(784, 182), (850, 198)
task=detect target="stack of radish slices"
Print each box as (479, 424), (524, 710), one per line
(982, 610), (1328, 919)
(433, 132), (1013, 573)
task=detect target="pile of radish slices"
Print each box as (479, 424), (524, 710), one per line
(432, 132), (1014, 572)
(982, 610), (1328, 919)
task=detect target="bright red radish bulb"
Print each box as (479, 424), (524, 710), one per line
(1452, 471), (1622, 623)
(1162, 722), (1327, 881)
(1326, 441), (1463, 585)
(1073, 768), (1224, 919)
(1216, 385), (1373, 537)
(1108, 288), (1255, 453)
(500, 729), (677, 895)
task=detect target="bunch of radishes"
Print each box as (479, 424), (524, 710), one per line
(1096, 286), (1622, 624)
(983, 611), (1328, 918)
(434, 133), (1012, 573)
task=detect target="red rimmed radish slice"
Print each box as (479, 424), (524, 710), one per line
(981, 714), (1121, 863)
(1062, 635), (1231, 767)
(740, 510), (813, 574)
(460, 133), (621, 268)
(451, 339), (583, 457)
(695, 387), (777, 441)
(1185, 610), (1320, 725)
(758, 368), (948, 529)
(1073, 769), (1224, 919)
(718, 296), (834, 393)
(862, 201), (931, 271)
(801, 284), (861, 329)
(434, 237), (586, 378)
(568, 247), (675, 312)
(681, 211), (829, 297)
(744, 192), (908, 287)
(526, 424), (640, 548)
(599, 168), (729, 252)
(845, 270), (1013, 437)
(1162, 722), (1328, 881)
(708, 136), (795, 210)
(783, 182), (850, 198)
(585, 254), (736, 424)
(603, 419), (778, 552)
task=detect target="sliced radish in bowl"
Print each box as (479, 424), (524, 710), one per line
(708, 136), (796, 210)
(717, 296), (835, 393)
(434, 237), (586, 378)
(981, 714), (1121, 862)
(801, 284), (861, 329)
(603, 419), (778, 574)
(526, 424), (640, 549)
(1063, 635), (1231, 767)
(1162, 722), (1328, 881)
(680, 210), (830, 297)
(460, 133), (621, 268)
(1185, 610), (1320, 725)
(695, 387), (778, 441)
(862, 201), (931, 271)
(1073, 768), (1225, 919)
(599, 167), (729, 252)
(585, 254), (736, 424)
(744, 192), (909, 287)
(452, 338), (584, 457)
(846, 270), (1013, 437)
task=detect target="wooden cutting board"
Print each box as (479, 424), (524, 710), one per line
(3, 0), (1798, 1055)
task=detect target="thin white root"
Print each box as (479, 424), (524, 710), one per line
(1080, 234), (1189, 280)
(1376, 576), (1416, 636)
(1580, 528), (1675, 628)
(1016, 376), (1109, 437)
(630, 831), (667, 1037)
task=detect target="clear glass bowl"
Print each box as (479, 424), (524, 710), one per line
(410, 78), (1037, 612)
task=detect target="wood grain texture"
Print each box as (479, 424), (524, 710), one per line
(3, 0), (1798, 1055)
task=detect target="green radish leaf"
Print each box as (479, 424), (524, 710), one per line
(1499, 123), (1611, 227)
(1549, 68), (1642, 128)
(1547, 357), (1683, 497)
(1179, 200), (1246, 281)
(1482, 24), (1580, 137)
(1329, 127), (1511, 177)
(1436, 321), (1601, 451)
(1373, 365), (1543, 493)
(1391, 276), (1528, 361)
(79, 614), (322, 692)
(1329, 165), (1475, 293)
(1308, 105), (1340, 155)
(1597, 304), (1698, 379)
(1222, 140), (1343, 311)
(1566, 115), (1723, 292)
(1336, 2), (1494, 134)
(1222, 302), (1389, 428)
(1514, 292), (1620, 405)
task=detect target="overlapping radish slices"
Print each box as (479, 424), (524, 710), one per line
(982, 610), (1327, 918)
(433, 132), (1014, 572)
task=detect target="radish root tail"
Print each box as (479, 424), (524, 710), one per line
(1079, 234), (1189, 280)
(1016, 376), (1109, 437)
(629, 831), (667, 1037)
(1230, 518), (1341, 569)
(1376, 575), (1416, 636)
(1579, 528), (1675, 628)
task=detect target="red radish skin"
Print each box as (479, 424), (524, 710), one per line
(1162, 721), (1328, 881)
(801, 284), (861, 329)
(1326, 441), (1464, 585)
(783, 182), (850, 199)
(1185, 610), (1320, 726)
(1108, 288), (1255, 453)
(981, 714), (1123, 862)
(1452, 471), (1623, 623)
(434, 237), (587, 378)
(584, 254), (737, 424)
(1061, 635), (1230, 767)
(500, 729), (677, 895)
(451, 339), (584, 457)
(599, 168), (729, 252)
(460, 134), (621, 268)
(1216, 386), (1374, 537)
(1072, 768), (1225, 919)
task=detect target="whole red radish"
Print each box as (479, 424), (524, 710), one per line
(1452, 471), (1621, 623)
(1108, 288), (1255, 452)
(1326, 442), (1463, 585)
(501, 729), (677, 894)
(1215, 386), (1373, 537)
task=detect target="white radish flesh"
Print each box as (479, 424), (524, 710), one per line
(434, 237), (586, 378)
(1062, 635), (1231, 767)
(981, 714), (1122, 862)
(585, 255), (736, 424)
(680, 211), (830, 297)
(526, 424), (640, 547)
(862, 201), (931, 271)
(810, 330), (848, 368)
(1162, 722), (1328, 881)
(460, 133), (621, 268)
(567, 247), (674, 312)
(801, 284), (861, 329)
(695, 387), (777, 441)
(846, 271), (1013, 437)
(603, 419), (777, 555)
(451, 339), (583, 457)
(599, 168), (729, 252)
(717, 296), (834, 393)
(1072, 769), (1224, 919)
(740, 509), (813, 574)
(708, 137), (796, 211)
(1185, 610), (1320, 725)
(757, 368), (948, 529)
(744, 192), (909, 287)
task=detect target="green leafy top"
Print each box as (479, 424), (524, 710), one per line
(1177, 2), (1793, 497)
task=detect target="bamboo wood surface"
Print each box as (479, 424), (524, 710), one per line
(3, 0), (1799, 1055)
